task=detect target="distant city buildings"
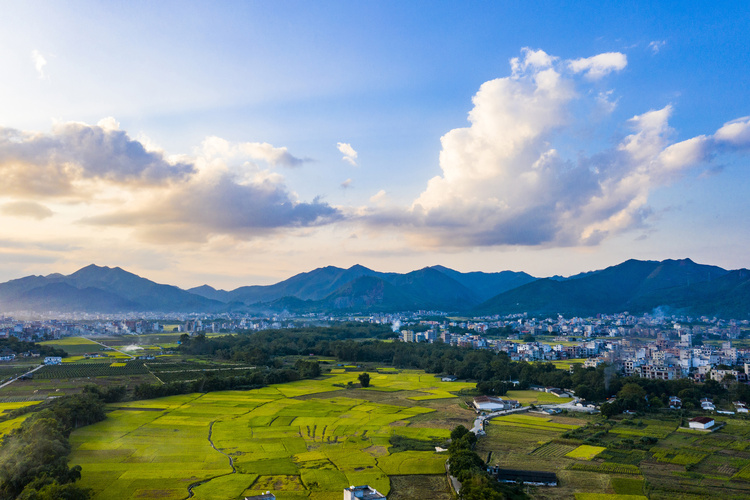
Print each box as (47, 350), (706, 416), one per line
(1, 310), (749, 391)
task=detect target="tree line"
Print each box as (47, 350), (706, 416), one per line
(0, 338), (67, 358)
(448, 425), (527, 500)
(179, 326), (750, 412)
(0, 393), (108, 500)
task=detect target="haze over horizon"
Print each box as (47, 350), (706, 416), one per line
(1, 1), (749, 289)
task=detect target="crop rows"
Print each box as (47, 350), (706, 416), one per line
(530, 442), (577, 458)
(733, 464), (750, 482)
(597, 449), (647, 465)
(146, 362), (217, 372)
(568, 462), (641, 475)
(0, 366), (32, 382)
(35, 361), (149, 379)
(157, 368), (258, 383)
(651, 449), (707, 466)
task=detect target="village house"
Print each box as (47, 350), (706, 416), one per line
(0, 349), (16, 362)
(689, 417), (715, 430)
(473, 396), (520, 412)
(700, 398), (716, 411)
(488, 466), (558, 486)
(244, 493), (275, 500)
(343, 485), (386, 500)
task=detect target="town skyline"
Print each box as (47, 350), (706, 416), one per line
(1, 1), (749, 289)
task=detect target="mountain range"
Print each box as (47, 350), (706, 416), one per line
(0, 259), (747, 318)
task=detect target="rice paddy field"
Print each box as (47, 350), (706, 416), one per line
(2, 336), (262, 401)
(69, 370), (476, 500)
(477, 411), (750, 499)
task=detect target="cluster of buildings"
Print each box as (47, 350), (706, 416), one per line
(2, 310), (749, 387)
(394, 313), (750, 384)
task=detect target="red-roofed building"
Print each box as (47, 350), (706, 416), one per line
(689, 417), (715, 430)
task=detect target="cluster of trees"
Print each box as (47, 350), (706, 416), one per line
(448, 426), (526, 500)
(0, 393), (108, 500)
(178, 326), (746, 413)
(601, 376), (750, 416)
(133, 367), (301, 400)
(0, 338), (67, 358)
(181, 327), (616, 399)
(178, 323), (394, 363)
(131, 358), (324, 400)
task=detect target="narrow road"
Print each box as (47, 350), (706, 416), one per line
(0, 365), (44, 390)
(471, 406), (530, 435)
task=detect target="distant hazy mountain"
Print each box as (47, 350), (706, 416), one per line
(429, 265), (537, 301)
(0, 259), (746, 317)
(472, 258), (738, 317)
(0, 265), (224, 313)
(627, 268), (750, 319)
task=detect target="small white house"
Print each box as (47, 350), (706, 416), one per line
(343, 485), (386, 500)
(689, 417), (715, 430)
(244, 493), (275, 500)
(473, 396), (520, 411)
(43, 356), (63, 365)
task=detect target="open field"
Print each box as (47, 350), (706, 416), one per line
(41, 334), (182, 359)
(506, 389), (575, 405)
(39, 336), (103, 355)
(549, 359), (587, 369)
(68, 370), (474, 499)
(0, 340), (262, 400)
(478, 411), (750, 499)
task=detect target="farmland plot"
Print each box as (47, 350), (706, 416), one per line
(70, 370), (465, 499)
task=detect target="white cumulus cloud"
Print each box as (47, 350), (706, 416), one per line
(370, 190), (387, 203)
(363, 48), (749, 249)
(569, 52), (627, 80)
(337, 142), (358, 166)
(201, 136), (308, 167)
(714, 117), (750, 146)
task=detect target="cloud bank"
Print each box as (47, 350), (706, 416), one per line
(0, 121), (194, 198)
(1, 201), (54, 220)
(366, 48), (750, 249)
(0, 120), (341, 242)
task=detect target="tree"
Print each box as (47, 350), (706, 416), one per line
(358, 372), (370, 387)
(451, 425), (471, 441)
(600, 401), (621, 418)
(618, 383), (647, 410)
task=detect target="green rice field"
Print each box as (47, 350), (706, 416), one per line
(69, 370), (473, 500)
(477, 411), (750, 499)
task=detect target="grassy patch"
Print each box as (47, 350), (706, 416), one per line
(611, 477), (645, 495)
(568, 462), (641, 475)
(389, 475), (451, 500)
(566, 445), (606, 460)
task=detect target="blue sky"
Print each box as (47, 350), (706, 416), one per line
(0, 1), (748, 288)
